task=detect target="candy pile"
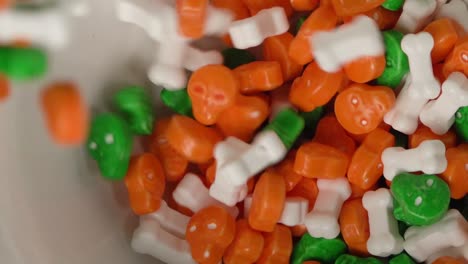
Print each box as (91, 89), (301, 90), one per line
(2, 0), (468, 263)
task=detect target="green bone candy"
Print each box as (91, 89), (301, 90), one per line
(291, 233), (346, 264)
(390, 253), (416, 264)
(300, 106), (324, 136)
(222, 48), (256, 69)
(87, 113), (133, 180)
(335, 254), (383, 264)
(264, 108), (305, 150)
(455, 106), (468, 142)
(391, 173), (451, 226)
(376, 30), (409, 89)
(113, 86), (154, 135)
(160, 88), (192, 116)
(0, 46), (47, 80)
(382, 0), (405, 11)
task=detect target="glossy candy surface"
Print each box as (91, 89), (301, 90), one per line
(113, 86), (154, 135)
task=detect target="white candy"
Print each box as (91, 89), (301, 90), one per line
(172, 173), (239, 218)
(382, 140), (447, 181)
(229, 7), (289, 49)
(304, 178), (351, 239)
(363, 188), (405, 257)
(420, 72), (468, 135)
(184, 47), (223, 72)
(436, 0), (468, 32)
(394, 0), (437, 34)
(310, 15), (384, 73)
(0, 8), (69, 49)
(404, 209), (468, 262)
(143, 201), (190, 239)
(204, 6), (235, 36)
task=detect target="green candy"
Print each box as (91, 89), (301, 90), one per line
(291, 234), (346, 264)
(113, 86), (154, 135)
(335, 254), (383, 264)
(390, 253), (416, 264)
(222, 48), (256, 69)
(0, 46), (47, 80)
(264, 108), (305, 150)
(382, 0), (405, 11)
(87, 113), (133, 180)
(391, 173), (451, 226)
(300, 106), (324, 136)
(455, 106), (468, 142)
(376, 30), (409, 89)
(391, 128), (408, 148)
(295, 16), (307, 35)
(160, 88), (192, 117)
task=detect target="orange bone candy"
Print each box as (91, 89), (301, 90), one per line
(176, 0), (208, 39)
(288, 177), (319, 211)
(216, 94), (270, 142)
(443, 36), (468, 78)
(423, 18), (460, 64)
(274, 153), (304, 192)
(0, 74), (9, 102)
(339, 198), (370, 256)
(263, 33), (303, 81)
(290, 0), (319, 11)
(289, 62), (346, 112)
(41, 82), (89, 145)
(256, 224), (293, 264)
(294, 141), (350, 179)
(347, 128), (395, 190)
(433, 256), (465, 264)
(186, 206), (236, 264)
(223, 219), (265, 264)
(166, 115), (223, 164)
(148, 118), (188, 182)
(331, 0), (386, 17)
(188, 65), (240, 125)
(248, 170), (286, 232)
(125, 153), (166, 215)
(241, 0), (294, 17)
(234, 61), (284, 94)
(289, 6), (338, 65)
(313, 115), (357, 159)
(335, 83), (395, 135)
(440, 144), (468, 199)
(409, 125), (457, 149)
(344, 55), (386, 83)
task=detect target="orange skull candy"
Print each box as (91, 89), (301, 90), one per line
(443, 36), (468, 78)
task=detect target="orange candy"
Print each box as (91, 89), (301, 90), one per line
(363, 7), (400, 30)
(223, 219), (265, 264)
(294, 141), (350, 179)
(234, 61), (284, 94)
(443, 35), (468, 78)
(249, 170), (286, 232)
(241, 0), (294, 17)
(274, 153), (304, 192)
(263, 33), (303, 81)
(166, 115), (223, 164)
(186, 206), (236, 264)
(288, 177), (319, 211)
(339, 198), (370, 256)
(409, 125), (457, 149)
(212, 0), (250, 20)
(0, 74), (9, 102)
(331, 0), (385, 17)
(290, 0), (319, 11)
(205, 161), (216, 186)
(335, 83), (395, 135)
(344, 55), (386, 83)
(433, 256), (465, 264)
(348, 128), (395, 190)
(289, 6), (338, 65)
(350, 183), (376, 199)
(40, 82), (89, 145)
(290, 224), (308, 237)
(289, 62), (345, 112)
(440, 144), (468, 199)
(433, 62), (447, 83)
(423, 18), (460, 64)
(125, 153), (166, 215)
(176, 0), (208, 39)
(313, 115), (357, 159)
(256, 224), (293, 264)
(0, 0), (10, 9)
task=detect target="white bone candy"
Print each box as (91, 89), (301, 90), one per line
(381, 139), (447, 181)
(305, 178), (351, 239)
(148, 40), (188, 90)
(436, 0), (468, 32)
(363, 188), (404, 257)
(203, 6), (234, 36)
(394, 0), (437, 34)
(310, 15), (384, 73)
(184, 47), (223, 72)
(143, 201), (190, 239)
(404, 209), (468, 262)
(172, 173), (239, 217)
(132, 217), (196, 264)
(0, 8), (69, 49)
(420, 72), (468, 135)
(228, 7), (289, 49)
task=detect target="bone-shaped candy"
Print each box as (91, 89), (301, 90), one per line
(420, 72), (468, 135)
(172, 173), (239, 218)
(304, 178), (351, 239)
(381, 139), (447, 181)
(143, 200), (190, 239)
(394, 0), (437, 34)
(363, 188), (405, 257)
(436, 0), (468, 32)
(0, 8), (69, 49)
(229, 7), (289, 49)
(310, 15), (384, 73)
(404, 209), (468, 262)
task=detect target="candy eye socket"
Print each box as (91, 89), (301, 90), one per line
(350, 96), (359, 106)
(105, 133), (114, 144)
(189, 225), (197, 232)
(213, 93), (226, 102)
(89, 141), (98, 150)
(461, 52), (468, 63)
(207, 222), (217, 230)
(414, 196), (423, 206)
(192, 85), (205, 95)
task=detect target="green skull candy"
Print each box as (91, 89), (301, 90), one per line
(390, 253), (416, 264)
(376, 30), (409, 89)
(391, 173), (451, 226)
(381, 0), (405, 11)
(291, 233), (347, 264)
(113, 86), (154, 135)
(263, 108), (305, 150)
(0, 46), (47, 80)
(335, 254), (383, 264)
(455, 106), (468, 142)
(87, 113), (133, 180)
(160, 88), (193, 117)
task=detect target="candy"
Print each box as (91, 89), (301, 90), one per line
(223, 219), (264, 264)
(409, 125), (457, 149)
(394, 0), (437, 34)
(432, 256), (466, 264)
(113, 86), (154, 135)
(144, 201), (190, 239)
(344, 55), (386, 84)
(160, 88), (193, 117)
(455, 106), (468, 141)
(389, 253), (416, 264)
(0, 74), (9, 101)
(313, 116), (356, 159)
(382, 0), (405, 11)
(435, 0), (468, 32)
(376, 30), (410, 89)
(262, 33), (303, 81)
(241, 0), (294, 17)
(291, 233), (347, 264)
(423, 18), (460, 64)
(269, 85), (294, 120)
(288, 177), (319, 211)
(335, 254), (383, 264)
(256, 224), (293, 264)
(274, 154), (303, 192)
(176, 0), (208, 39)
(221, 48), (255, 69)
(339, 198), (371, 255)
(331, 0), (386, 17)
(234, 61), (284, 94)
(300, 106), (324, 135)
(443, 36), (468, 77)
(440, 144), (468, 199)
(362, 6), (401, 30)
(263, 108), (305, 150)
(0, 46), (47, 80)
(291, 0), (319, 11)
